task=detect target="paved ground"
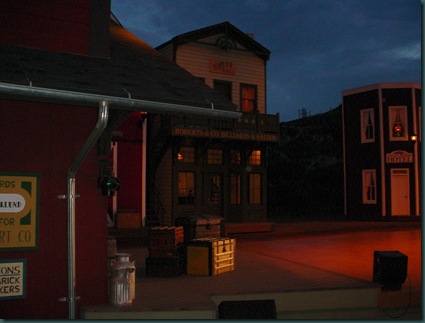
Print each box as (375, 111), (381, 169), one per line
(83, 221), (421, 319)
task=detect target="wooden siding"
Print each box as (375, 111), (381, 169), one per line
(0, 100), (108, 318)
(158, 43), (174, 61)
(174, 42), (266, 113)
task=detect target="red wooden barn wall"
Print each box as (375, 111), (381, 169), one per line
(0, 100), (109, 318)
(0, 0), (90, 55)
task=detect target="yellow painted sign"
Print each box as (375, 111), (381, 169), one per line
(0, 174), (39, 250)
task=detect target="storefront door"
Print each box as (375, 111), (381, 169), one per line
(205, 173), (223, 216)
(390, 168), (410, 216)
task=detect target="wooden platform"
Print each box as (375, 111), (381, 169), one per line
(224, 222), (274, 234)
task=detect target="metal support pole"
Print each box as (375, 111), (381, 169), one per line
(64, 101), (109, 319)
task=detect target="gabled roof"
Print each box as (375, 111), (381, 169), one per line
(156, 21), (270, 61)
(0, 19), (236, 112)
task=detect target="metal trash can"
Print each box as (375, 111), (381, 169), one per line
(109, 253), (136, 307)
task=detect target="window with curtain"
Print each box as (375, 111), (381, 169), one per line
(389, 106), (408, 141)
(362, 169), (376, 204)
(360, 109), (375, 143)
(240, 84), (257, 113)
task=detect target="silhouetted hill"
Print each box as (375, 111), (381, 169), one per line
(268, 105), (344, 220)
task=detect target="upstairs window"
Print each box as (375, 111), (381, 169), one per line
(214, 80), (232, 101)
(389, 106), (408, 141)
(360, 109), (375, 143)
(240, 84), (257, 113)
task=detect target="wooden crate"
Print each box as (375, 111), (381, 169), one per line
(186, 237), (235, 276)
(116, 212), (141, 228)
(148, 226), (184, 257)
(175, 215), (224, 243)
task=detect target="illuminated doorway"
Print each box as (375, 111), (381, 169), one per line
(390, 168), (410, 216)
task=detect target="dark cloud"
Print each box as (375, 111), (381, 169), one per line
(112, 0), (421, 121)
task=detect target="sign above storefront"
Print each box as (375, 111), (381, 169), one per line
(0, 173), (39, 250)
(386, 150), (413, 163)
(209, 59), (235, 75)
(172, 127), (279, 142)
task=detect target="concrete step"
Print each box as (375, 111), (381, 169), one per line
(82, 286), (380, 320)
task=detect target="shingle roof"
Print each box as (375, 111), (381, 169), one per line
(0, 20), (236, 112)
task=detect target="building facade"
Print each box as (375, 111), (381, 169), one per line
(144, 22), (280, 225)
(0, 1), (237, 319)
(342, 83), (421, 219)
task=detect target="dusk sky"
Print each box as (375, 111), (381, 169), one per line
(111, 0), (421, 121)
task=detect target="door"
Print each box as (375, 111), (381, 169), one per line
(390, 169), (410, 216)
(205, 173), (223, 216)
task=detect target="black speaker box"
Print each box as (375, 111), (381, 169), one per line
(218, 299), (277, 319)
(372, 250), (408, 290)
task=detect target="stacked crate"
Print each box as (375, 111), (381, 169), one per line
(175, 215), (224, 243)
(145, 226), (185, 277)
(186, 237), (235, 276)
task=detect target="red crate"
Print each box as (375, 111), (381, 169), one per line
(148, 226), (184, 257)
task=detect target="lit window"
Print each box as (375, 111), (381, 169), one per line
(360, 109), (375, 143)
(240, 84), (257, 113)
(178, 172), (195, 205)
(177, 147), (195, 163)
(248, 173), (262, 204)
(389, 106), (408, 141)
(207, 149), (223, 165)
(248, 150), (261, 165)
(230, 173), (241, 204)
(362, 169), (376, 204)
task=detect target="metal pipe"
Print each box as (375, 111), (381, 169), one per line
(0, 81), (240, 319)
(66, 102), (109, 319)
(0, 82), (241, 119)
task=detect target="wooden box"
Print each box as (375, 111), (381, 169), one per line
(148, 226), (184, 257)
(175, 215), (224, 243)
(116, 212), (141, 228)
(186, 237), (235, 276)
